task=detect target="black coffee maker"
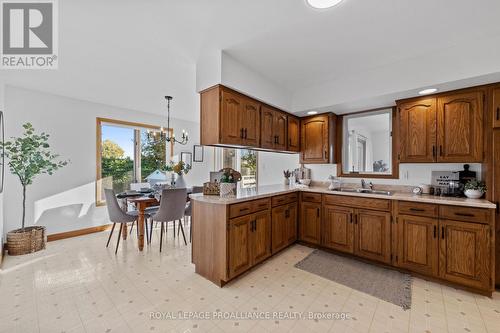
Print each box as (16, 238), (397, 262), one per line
(456, 164), (476, 197)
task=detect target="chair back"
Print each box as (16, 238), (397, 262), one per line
(185, 186), (204, 217)
(104, 189), (136, 223)
(191, 186), (204, 194)
(152, 188), (187, 222)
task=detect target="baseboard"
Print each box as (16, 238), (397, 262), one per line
(47, 224), (112, 242)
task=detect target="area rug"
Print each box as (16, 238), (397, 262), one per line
(295, 250), (412, 309)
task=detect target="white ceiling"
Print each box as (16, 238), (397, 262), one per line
(2, 0), (500, 121)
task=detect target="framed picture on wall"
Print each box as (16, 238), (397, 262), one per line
(0, 111), (4, 193)
(193, 145), (204, 162)
(181, 152), (192, 167)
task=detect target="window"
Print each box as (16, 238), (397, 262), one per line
(339, 108), (399, 179)
(96, 118), (173, 205)
(219, 148), (258, 188)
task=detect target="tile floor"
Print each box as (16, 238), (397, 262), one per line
(1, 223), (500, 333)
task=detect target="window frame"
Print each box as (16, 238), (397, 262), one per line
(337, 107), (399, 179)
(96, 117), (173, 206)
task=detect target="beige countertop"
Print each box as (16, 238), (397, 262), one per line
(190, 184), (497, 209)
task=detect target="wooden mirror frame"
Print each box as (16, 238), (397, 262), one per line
(336, 107), (399, 179)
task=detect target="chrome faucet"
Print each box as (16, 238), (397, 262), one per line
(361, 179), (373, 190)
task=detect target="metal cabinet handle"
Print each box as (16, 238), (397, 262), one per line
(441, 226), (445, 239)
(497, 107), (500, 121)
(316, 208), (320, 218)
(409, 208), (426, 212)
(239, 208), (249, 212)
(432, 146), (436, 158)
(244, 128), (248, 139)
(433, 225), (437, 238)
(240, 128), (244, 138)
(454, 212), (474, 217)
(324, 150), (328, 159)
(439, 145), (443, 156)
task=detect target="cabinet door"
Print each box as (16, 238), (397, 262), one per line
(299, 202), (321, 244)
(251, 210), (271, 265)
(287, 116), (300, 152)
(220, 90), (243, 145)
(273, 112), (287, 151)
(271, 205), (287, 253)
(437, 91), (484, 162)
(439, 220), (490, 290)
(260, 106), (275, 149)
(228, 215), (252, 278)
(300, 115), (329, 163)
(397, 215), (438, 277)
(322, 205), (354, 254)
(399, 98), (437, 162)
(354, 210), (391, 264)
(493, 87), (500, 128)
(242, 98), (260, 146)
(494, 130), (500, 286)
(285, 202), (298, 245)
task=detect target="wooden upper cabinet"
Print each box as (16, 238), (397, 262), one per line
(439, 219), (490, 290)
(493, 87), (500, 128)
(260, 105), (287, 151)
(260, 106), (275, 149)
(241, 97), (261, 146)
(399, 98), (437, 162)
(287, 116), (300, 152)
(299, 202), (321, 245)
(437, 90), (484, 162)
(300, 113), (335, 164)
(354, 209), (391, 264)
(220, 89), (244, 145)
(274, 111), (287, 151)
(397, 215), (439, 277)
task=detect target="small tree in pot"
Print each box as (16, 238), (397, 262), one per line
(1, 123), (68, 255)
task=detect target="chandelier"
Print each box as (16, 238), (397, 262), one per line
(147, 96), (188, 145)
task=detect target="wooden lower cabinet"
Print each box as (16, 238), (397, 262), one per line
(439, 219), (490, 290)
(354, 210), (391, 264)
(397, 215), (439, 276)
(299, 202), (321, 244)
(252, 210), (272, 265)
(229, 210), (271, 278)
(272, 203), (297, 253)
(322, 205), (354, 253)
(228, 215), (252, 278)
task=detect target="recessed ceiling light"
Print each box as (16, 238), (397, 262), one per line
(306, 0), (343, 9)
(307, 111), (318, 115)
(418, 88), (438, 95)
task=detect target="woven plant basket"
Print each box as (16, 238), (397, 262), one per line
(6, 226), (46, 256)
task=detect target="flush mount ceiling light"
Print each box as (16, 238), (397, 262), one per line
(307, 111), (318, 115)
(418, 88), (438, 95)
(306, 0), (344, 9)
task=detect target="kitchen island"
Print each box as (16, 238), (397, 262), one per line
(190, 184), (496, 295)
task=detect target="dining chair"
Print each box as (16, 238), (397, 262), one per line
(104, 189), (139, 254)
(183, 186), (204, 242)
(150, 188), (188, 252)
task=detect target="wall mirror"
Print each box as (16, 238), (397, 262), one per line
(340, 107), (398, 178)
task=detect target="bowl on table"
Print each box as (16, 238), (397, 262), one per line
(299, 179), (311, 186)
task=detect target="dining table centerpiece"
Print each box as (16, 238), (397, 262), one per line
(1, 123), (69, 255)
(164, 160), (191, 188)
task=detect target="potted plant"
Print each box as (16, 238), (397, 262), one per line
(464, 180), (487, 199)
(1, 123), (68, 255)
(164, 160), (191, 188)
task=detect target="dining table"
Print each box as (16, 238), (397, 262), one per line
(116, 187), (193, 251)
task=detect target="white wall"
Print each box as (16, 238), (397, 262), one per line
(306, 163), (482, 186)
(221, 52), (292, 111)
(258, 151), (300, 186)
(3, 86), (214, 235)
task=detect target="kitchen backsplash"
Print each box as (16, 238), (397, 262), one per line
(304, 163), (482, 186)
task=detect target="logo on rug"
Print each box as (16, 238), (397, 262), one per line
(1, 0), (58, 69)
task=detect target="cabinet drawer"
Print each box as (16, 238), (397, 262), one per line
(323, 194), (390, 212)
(301, 192), (322, 203)
(397, 201), (438, 218)
(272, 193), (298, 207)
(439, 205), (491, 224)
(229, 198), (270, 218)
